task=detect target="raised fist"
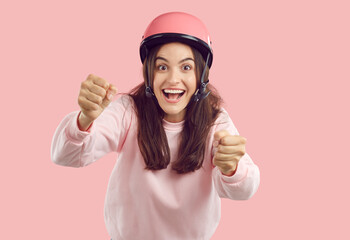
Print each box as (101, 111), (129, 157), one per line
(77, 74), (117, 130)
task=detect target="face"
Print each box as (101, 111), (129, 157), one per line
(153, 42), (197, 123)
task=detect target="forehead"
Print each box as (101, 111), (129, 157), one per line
(156, 42), (193, 58)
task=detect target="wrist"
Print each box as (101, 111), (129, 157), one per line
(221, 165), (238, 177)
(78, 112), (93, 131)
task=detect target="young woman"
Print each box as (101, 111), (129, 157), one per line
(51, 12), (260, 240)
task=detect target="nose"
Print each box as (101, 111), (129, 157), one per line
(167, 69), (181, 85)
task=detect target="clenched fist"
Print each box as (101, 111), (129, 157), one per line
(77, 74), (117, 131)
(213, 130), (247, 176)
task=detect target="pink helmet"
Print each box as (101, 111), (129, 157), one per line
(140, 12), (213, 68)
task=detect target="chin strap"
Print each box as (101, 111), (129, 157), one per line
(192, 53), (211, 102)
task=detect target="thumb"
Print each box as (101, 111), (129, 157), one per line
(214, 130), (230, 142)
(107, 84), (118, 100)
(101, 84), (118, 108)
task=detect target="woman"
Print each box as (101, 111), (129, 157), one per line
(51, 12), (260, 240)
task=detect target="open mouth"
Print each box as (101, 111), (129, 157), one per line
(162, 89), (185, 100)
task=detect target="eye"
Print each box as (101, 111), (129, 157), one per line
(182, 64), (192, 71)
(157, 65), (167, 71)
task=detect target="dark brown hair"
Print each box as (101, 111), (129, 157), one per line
(129, 44), (222, 174)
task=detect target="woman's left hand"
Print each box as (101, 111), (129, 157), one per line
(213, 130), (247, 176)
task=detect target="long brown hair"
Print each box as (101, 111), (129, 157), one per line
(129, 44), (222, 174)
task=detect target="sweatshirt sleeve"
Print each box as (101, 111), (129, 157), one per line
(211, 109), (260, 200)
(50, 95), (133, 168)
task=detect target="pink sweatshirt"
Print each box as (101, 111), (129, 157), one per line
(51, 95), (260, 240)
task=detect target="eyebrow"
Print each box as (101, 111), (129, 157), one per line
(155, 56), (194, 64)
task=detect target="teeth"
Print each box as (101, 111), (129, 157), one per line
(163, 89), (185, 94)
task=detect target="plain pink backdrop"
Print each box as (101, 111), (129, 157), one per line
(1, 0), (349, 239)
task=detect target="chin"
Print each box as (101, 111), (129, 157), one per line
(160, 105), (187, 121)
(162, 106), (185, 116)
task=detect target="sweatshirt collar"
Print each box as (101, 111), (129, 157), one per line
(162, 118), (185, 131)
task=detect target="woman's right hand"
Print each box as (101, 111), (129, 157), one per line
(77, 74), (118, 131)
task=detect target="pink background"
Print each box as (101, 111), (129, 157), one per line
(1, 0), (349, 239)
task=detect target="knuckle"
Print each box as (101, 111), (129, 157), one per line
(102, 79), (109, 89)
(237, 149), (245, 156)
(97, 95), (103, 104)
(81, 81), (89, 89)
(91, 86), (102, 97)
(87, 73), (95, 80)
(78, 96), (84, 104)
(216, 152), (222, 159)
(94, 88), (105, 98)
(91, 103), (99, 110)
(101, 88), (107, 97)
(217, 145), (223, 152)
(79, 88), (86, 96)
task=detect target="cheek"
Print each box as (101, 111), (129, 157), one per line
(152, 77), (164, 100)
(188, 76), (197, 94)
(152, 76), (160, 89)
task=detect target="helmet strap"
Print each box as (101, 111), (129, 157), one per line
(144, 50), (155, 98)
(192, 53), (211, 102)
